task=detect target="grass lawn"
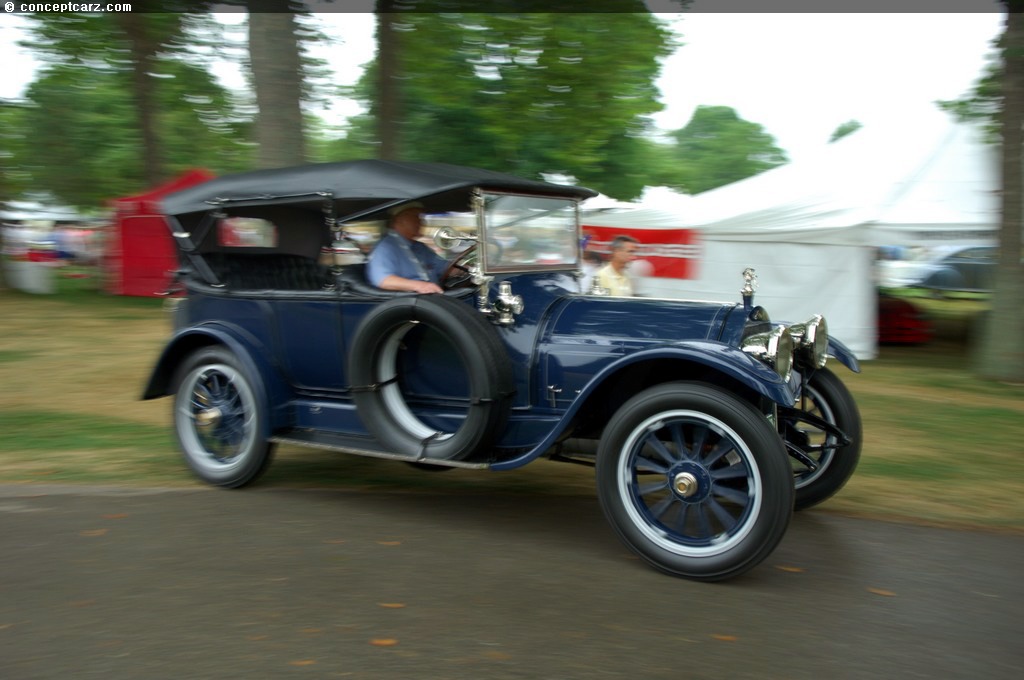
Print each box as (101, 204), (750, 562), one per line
(2, 268), (1022, 531)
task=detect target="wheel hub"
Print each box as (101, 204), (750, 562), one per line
(668, 462), (712, 502)
(195, 407), (222, 428)
(673, 471), (700, 497)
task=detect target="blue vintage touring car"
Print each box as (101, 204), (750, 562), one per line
(143, 160), (861, 581)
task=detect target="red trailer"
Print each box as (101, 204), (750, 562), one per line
(105, 170), (214, 297)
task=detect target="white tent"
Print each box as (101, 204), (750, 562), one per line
(675, 108), (998, 246)
(867, 119), (999, 247)
(582, 109), (999, 360)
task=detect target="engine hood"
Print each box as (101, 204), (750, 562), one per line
(544, 296), (740, 346)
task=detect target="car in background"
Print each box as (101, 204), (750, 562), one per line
(913, 245), (996, 294)
(878, 292), (932, 345)
(878, 245), (996, 294)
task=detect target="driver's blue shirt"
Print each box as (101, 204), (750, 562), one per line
(366, 231), (447, 287)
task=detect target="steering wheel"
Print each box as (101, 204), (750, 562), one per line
(441, 243), (478, 289)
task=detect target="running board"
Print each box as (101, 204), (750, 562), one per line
(545, 438), (598, 468)
(269, 430), (490, 470)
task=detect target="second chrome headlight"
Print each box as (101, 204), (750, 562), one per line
(788, 314), (829, 369)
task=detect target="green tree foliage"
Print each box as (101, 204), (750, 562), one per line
(21, 67), (142, 208)
(664, 105), (787, 195)
(829, 120), (863, 143)
(14, 7), (335, 203)
(344, 11), (674, 198)
(939, 32), (1002, 141)
(309, 112), (380, 163)
(20, 9), (204, 186)
(0, 100), (32, 205)
(15, 11), (254, 206)
(18, 62), (253, 208)
(941, 63), (1001, 135)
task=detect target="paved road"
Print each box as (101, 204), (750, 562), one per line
(1, 484), (1020, 680)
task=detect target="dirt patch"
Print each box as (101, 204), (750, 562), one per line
(0, 297), (170, 427)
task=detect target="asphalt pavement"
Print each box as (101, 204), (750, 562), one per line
(1, 483), (1020, 680)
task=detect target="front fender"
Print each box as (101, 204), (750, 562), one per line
(827, 337), (861, 373)
(588, 341), (797, 405)
(491, 341), (793, 471)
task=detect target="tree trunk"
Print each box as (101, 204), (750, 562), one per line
(118, 13), (164, 187)
(975, 7), (1024, 382)
(248, 3), (307, 168)
(375, 2), (401, 160)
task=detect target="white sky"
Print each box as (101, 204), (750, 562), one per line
(0, 9), (1006, 163)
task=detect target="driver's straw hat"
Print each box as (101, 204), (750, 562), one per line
(388, 201), (425, 218)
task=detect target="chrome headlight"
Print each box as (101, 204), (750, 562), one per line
(789, 315), (829, 369)
(742, 325), (794, 382)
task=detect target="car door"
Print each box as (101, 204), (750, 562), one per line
(274, 294), (348, 392)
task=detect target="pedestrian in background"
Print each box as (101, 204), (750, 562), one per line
(596, 235), (639, 296)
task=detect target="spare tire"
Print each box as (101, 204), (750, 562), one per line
(348, 294), (515, 461)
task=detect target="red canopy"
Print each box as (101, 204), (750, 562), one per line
(104, 170), (214, 296)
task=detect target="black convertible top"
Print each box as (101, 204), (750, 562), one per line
(161, 160), (597, 220)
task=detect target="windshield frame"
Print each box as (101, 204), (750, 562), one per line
(473, 189), (582, 276)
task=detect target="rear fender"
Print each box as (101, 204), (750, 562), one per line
(141, 324), (290, 437)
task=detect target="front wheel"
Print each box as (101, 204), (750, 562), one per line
(782, 367), (862, 510)
(172, 347), (274, 488)
(596, 382), (794, 582)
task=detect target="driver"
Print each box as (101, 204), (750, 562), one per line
(366, 202), (446, 294)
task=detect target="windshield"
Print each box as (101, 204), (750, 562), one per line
(480, 192), (580, 273)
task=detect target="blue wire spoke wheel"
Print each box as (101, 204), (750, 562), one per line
(172, 347), (274, 488)
(596, 382), (793, 581)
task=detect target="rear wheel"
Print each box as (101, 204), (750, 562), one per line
(172, 347), (274, 488)
(596, 382), (793, 582)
